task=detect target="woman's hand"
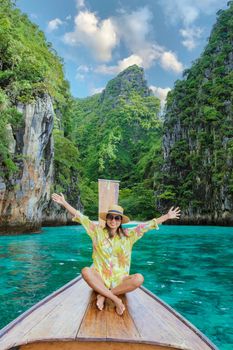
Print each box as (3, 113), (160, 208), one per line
(156, 206), (181, 224)
(51, 193), (66, 206)
(167, 206), (181, 220)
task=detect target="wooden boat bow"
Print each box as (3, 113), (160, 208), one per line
(0, 275), (218, 350)
(0, 180), (219, 350)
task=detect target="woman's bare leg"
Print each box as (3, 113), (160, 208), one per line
(111, 273), (144, 296)
(82, 267), (125, 315)
(96, 274), (144, 309)
(89, 268), (106, 311)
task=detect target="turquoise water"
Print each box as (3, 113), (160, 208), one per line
(0, 225), (232, 349)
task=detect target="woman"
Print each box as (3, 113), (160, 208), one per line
(52, 193), (180, 315)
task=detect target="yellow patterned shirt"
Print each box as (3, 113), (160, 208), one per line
(72, 211), (159, 288)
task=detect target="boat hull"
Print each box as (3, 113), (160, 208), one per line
(0, 276), (218, 350)
(14, 340), (185, 350)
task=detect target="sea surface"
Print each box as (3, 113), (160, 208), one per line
(0, 224), (232, 349)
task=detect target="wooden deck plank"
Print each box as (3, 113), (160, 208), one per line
(126, 290), (183, 346)
(76, 291), (107, 339)
(0, 278), (91, 350)
(77, 293), (141, 341)
(0, 285), (75, 350)
(127, 288), (204, 349)
(106, 295), (141, 340)
(21, 279), (92, 342)
(127, 288), (217, 350)
(0, 277), (218, 350)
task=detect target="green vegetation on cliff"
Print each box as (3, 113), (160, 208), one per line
(0, 0), (68, 104)
(158, 2), (233, 220)
(0, 0), (81, 211)
(63, 65), (162, 219)
(0, 0), (72, 175)
(0, 1), (162, 223)
(2, 0), (232, 225)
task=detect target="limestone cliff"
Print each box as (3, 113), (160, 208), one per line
(157, 4), (233, 225)
(0, 95), (54, 233)
(69, 65), (161, 219)
(0, 1), (82, 233)
(0, 93), (83, 233)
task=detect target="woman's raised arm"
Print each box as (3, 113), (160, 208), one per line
(51, 193), (77, 216)
(156, 206), (181, 224)
(51, 193), (97, 239)
(127, 206), (181, 245)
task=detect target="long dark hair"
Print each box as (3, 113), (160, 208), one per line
(104, 223), (127, 238)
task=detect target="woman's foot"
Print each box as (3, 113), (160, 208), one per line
(96, 294), (105, 311)
(114, 296), (125, 316)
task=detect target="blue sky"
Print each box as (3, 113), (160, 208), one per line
(16, 0), (228, 105)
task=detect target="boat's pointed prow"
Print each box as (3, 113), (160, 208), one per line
(0, 276), (218, 350)
(0, 179), (219, 350)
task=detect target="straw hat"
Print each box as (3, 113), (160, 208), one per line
(99, 204), (130, 224)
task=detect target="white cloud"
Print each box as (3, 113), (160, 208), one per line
(113, 7), (183, 73)
(159, 0), (227, 50)
(150, 86), (171, 110)
(180, 26), (203, 50)
(96, 49), (184, 76)
(93, 7), (184, 75)
(63, 11), (118, 61)
(76, 0), (85, 9)
(64, 5), (183, 74)
(77, 64), (90, 73)
(76, 65), (91, 80)
(138, 45), (163, 69)
(160, 51), (184, 73)
(90, 86), (104, 95)
(76, 73), (85, 80)
(118, 55), (143, 71)
(66, 15), (72, 20)
(112, 8), (163, 69)
(95, 65), (117, 75)
(47, 18), (64, 32)
(96, 54), (143, 75)
(159, 0), (226, 26)
(113, 7), (152, 52)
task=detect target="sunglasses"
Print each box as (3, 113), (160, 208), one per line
(106, 214), (122, 221)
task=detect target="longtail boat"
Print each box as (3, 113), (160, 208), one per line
(0, 179), (218, 350)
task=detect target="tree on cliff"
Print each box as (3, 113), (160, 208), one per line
(65, 65), (162, 219)
(0, 0), (71, 174)
(157, 2), (233, 224)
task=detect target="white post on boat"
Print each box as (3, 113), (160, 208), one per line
(98, 179), (120, 227)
